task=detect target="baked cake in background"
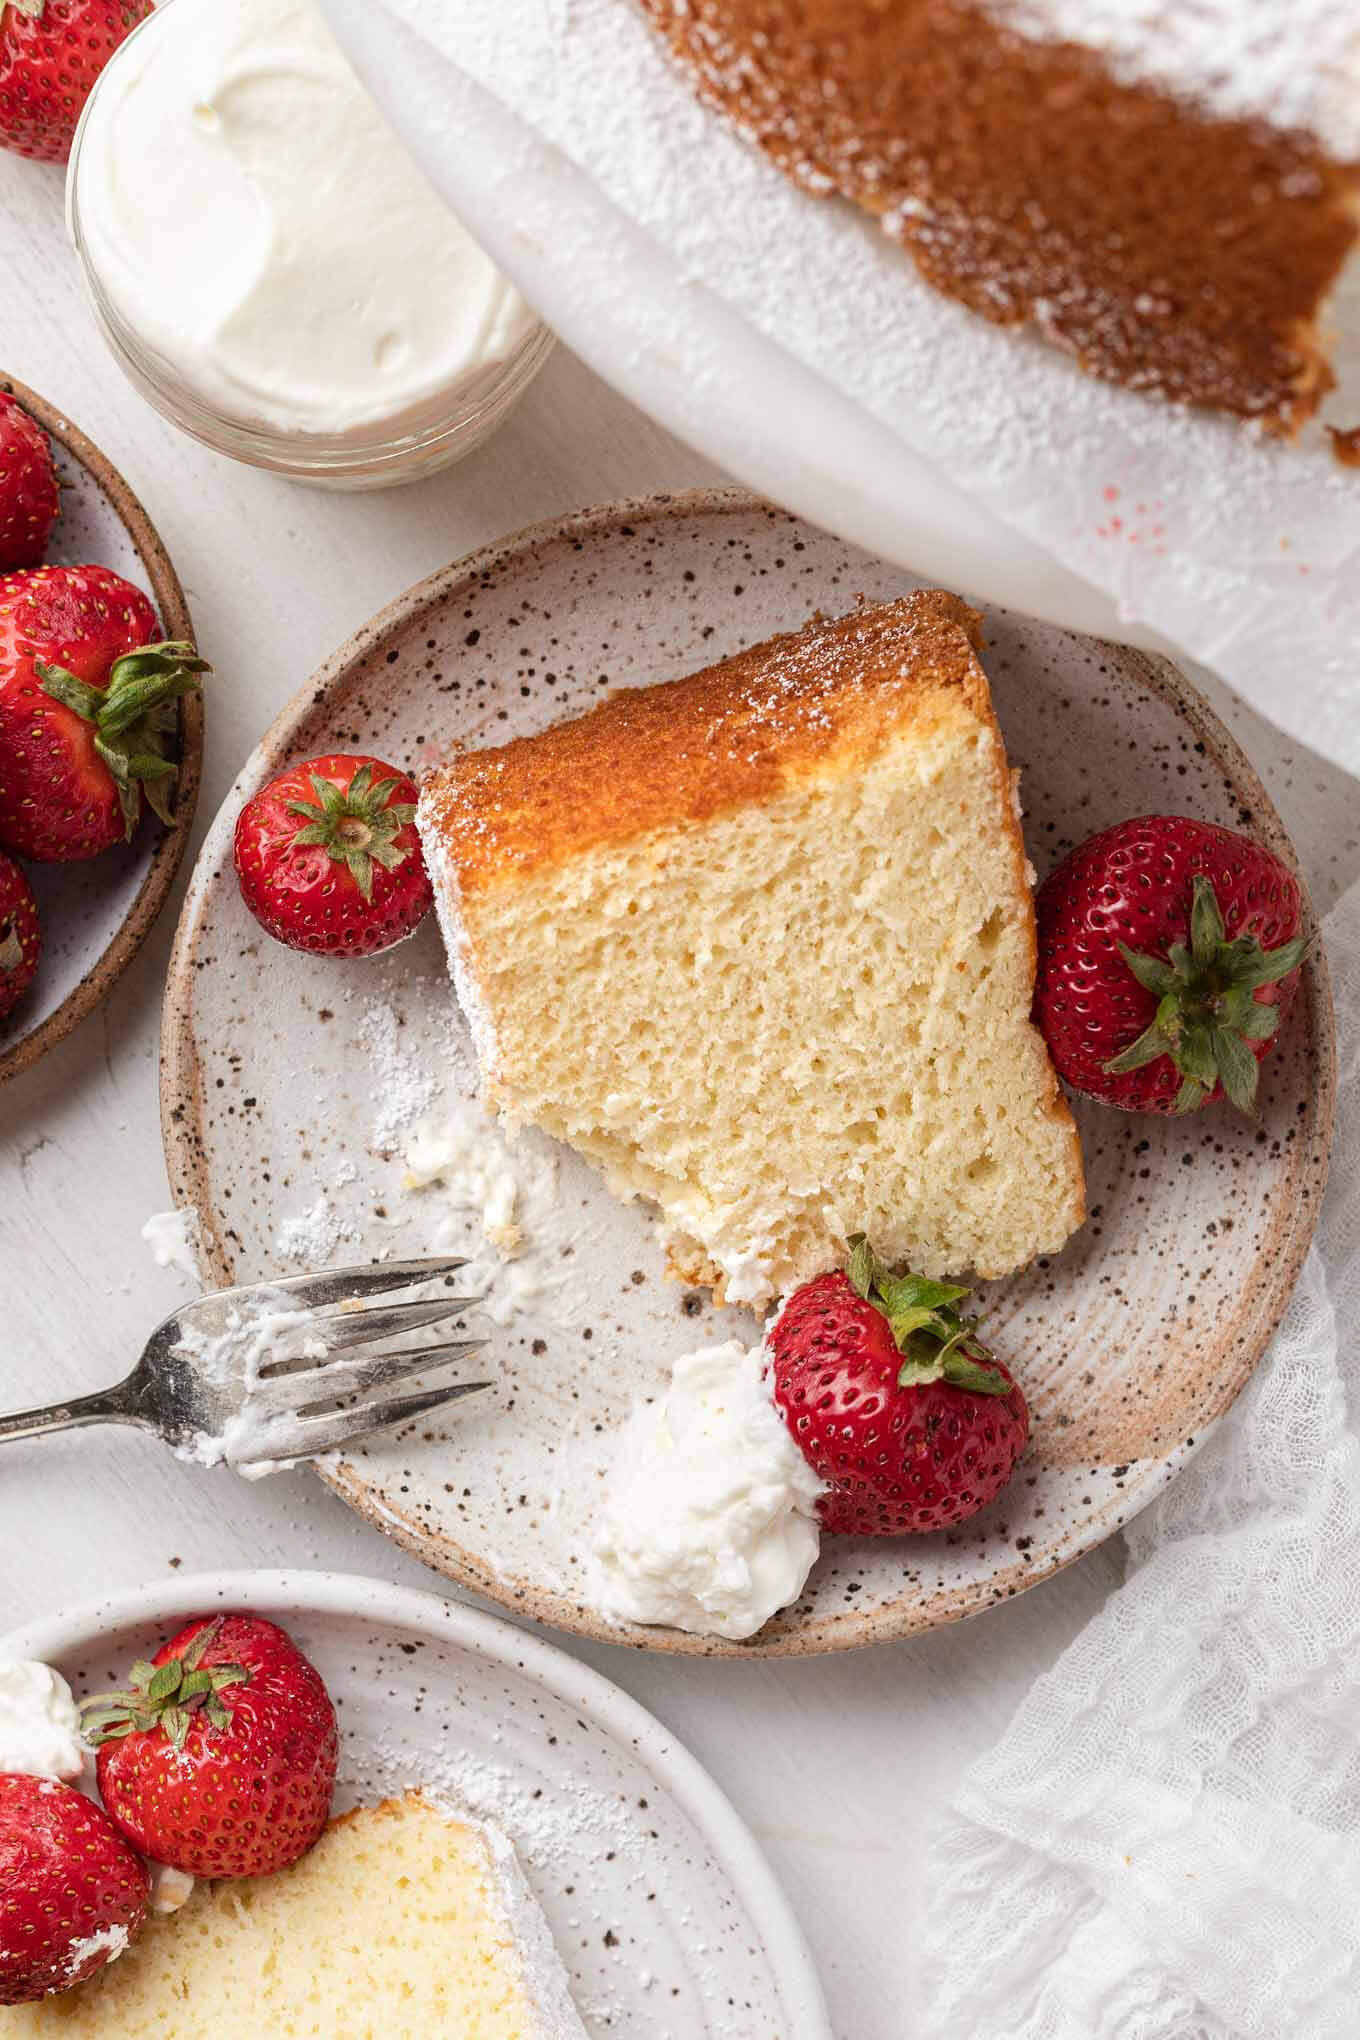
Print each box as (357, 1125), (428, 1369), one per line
(417, 591), (1085, 1309)
(636, 0), (1360, 433)
(3, 1792), (587, 2038)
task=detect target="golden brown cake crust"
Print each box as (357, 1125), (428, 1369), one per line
(636, 0), (1360, 432)
(420, 590), (991, 893)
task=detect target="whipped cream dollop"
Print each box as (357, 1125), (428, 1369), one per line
(0, 1661), (87, 1782)
(591, 1340), (824, 1641)
(141, 1207), (204, 1286)
(405, 1108), (527, 1258)
(401, 1101), (563, 1328)
(71, 0), (536, 438)
(172, 1288), (331, 1478)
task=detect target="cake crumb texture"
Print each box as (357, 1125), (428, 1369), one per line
(0, 1791), (583, 2038)
(419, 592), (1085, 1304)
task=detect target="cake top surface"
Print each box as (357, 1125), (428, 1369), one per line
(984, 0), (1360, 159)
(419, 589), (987, 891)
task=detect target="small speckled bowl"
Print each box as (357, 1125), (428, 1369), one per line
(1, 1569), (829, 2035)
(161, 490), (1335, 1656)
(0, 374), (202, 1084)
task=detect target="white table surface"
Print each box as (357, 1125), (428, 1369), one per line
(3, 152), (1359, 2040)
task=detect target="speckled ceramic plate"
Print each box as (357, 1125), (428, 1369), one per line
(0, 374), (202, 1085)
(1, 1569), (829, 2036)
(161, 490), (1334, 1657)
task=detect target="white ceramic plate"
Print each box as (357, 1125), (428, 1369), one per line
(0, 1569), (830, 2038)
(0, 375), (201, 1084)
(161, 491), (1333, 1657)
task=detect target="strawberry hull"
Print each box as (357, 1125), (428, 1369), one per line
(234, 753), (434, 956)
(769, 1262), (1030, 1536)
(89, 1613), (339, 1882)
(0, 564), (203, 860)
(1034, 815), (1305, 1115)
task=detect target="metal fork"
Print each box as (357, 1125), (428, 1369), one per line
(0, 1258), (492, 1473)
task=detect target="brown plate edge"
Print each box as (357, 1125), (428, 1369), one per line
(0, 372), (203, 1086)
(157, 485), (1337, 1658)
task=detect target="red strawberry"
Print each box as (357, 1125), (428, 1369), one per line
(0, 564), (207, 860)
(0, 393), (59, 571)
(769, 1238), (1029, 1535)
(83, 1614), (338, 1881)
(0, 1773), (148, 2005)
(0, 0), (150, 163)
(1034, 816), (1306, 1114)
(0, 849), (39, 1019)
(234, 753), (433, 957)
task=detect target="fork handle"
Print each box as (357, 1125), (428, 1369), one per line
(0, 1380), (141, 1445)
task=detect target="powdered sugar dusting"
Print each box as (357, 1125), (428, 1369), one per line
(419, 1754), (645, 1873)
(356, 997), (440, 1148)
(273, 1186), (360, 1265)
(63, 1921), (130, 1983)
(987, 0), (1360, 159)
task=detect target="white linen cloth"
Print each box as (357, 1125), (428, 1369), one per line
(926, 882), (1360, 2040)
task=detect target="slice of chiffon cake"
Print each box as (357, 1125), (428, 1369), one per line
(4, 1791), (586, 2038)
(417, 592), (1084, 1308)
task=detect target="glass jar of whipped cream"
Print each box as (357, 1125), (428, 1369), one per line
(66, 0), (552, 489)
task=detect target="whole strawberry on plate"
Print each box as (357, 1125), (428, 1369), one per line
(0, 1772), (149, 2004)
(0, 849), (39, 1020)
(0, 562), (207, 860)
(0, 390), (59, 571)
(769, 1236), (1029, 1535)
(234, 752), (433, 957)
(0, 0), (150, 162)
(1035, 816), (1307, 1115)
(82, 1614), (338, 1880)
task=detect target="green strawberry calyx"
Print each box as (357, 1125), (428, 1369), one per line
(1106, 872), (1308, 1115)
(38, 642), (210, 839)
(0, 918), (22, 972)
(845, 1234), (1011, 1397)
(284, 761), (417, 905)
(80, 1619), (249, 1753)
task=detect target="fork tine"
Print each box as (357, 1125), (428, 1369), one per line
(307, 1295), (480, 1351)
(257, 1378), (494, 1463)
(258, 1340), (485, 1412)
(246, 1257), (470, 1308)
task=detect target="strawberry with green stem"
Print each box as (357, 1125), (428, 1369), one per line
(83, 1613), (338, 1880)
(234, 752), (433, 957)
(769, 1236), (1029, 1535)
(1034, 816), (1307, 1114)
(0, 564), (207, 859)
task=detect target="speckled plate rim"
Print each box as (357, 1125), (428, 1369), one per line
(0, 1565), (832, 2038)
(0, 372), (203, 1086)
(159, 487), (1337, 1658)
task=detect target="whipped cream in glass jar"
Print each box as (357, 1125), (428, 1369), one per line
(66, 0), (551, 487)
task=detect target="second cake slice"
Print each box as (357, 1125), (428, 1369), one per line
(417, 591), (1084, 1307)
